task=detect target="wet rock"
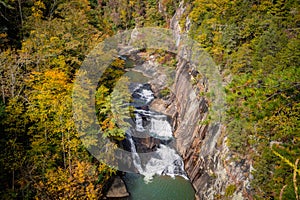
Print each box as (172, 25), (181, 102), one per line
(133, 136), (160, 153)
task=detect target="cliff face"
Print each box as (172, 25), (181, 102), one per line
(118, 4), (252, 197)
(161, 3), (252, 200)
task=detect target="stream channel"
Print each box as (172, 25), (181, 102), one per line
(115, 67), (195, 200)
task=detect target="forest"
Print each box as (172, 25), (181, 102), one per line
(0, 0), (299, 199)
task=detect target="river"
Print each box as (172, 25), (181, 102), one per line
(116, 69), (195, 199)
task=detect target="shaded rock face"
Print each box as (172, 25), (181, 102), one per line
(162, 52), (252, 200)
(120, 132), (161, 154)
(106, 176), (129, 198)
(132, 136), (160, 152)
(165, 3), (252, 200)
(160, 58), (225, 199)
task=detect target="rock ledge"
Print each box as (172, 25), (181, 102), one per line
(106, 176), (129, 198)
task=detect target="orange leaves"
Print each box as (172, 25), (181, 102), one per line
(101, 118), (116, 131)
(38, 161), (104, 199)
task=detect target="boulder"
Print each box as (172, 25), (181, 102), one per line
(106, 176), (129, 198)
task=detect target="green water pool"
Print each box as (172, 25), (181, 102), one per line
(122, 173), (195, 200)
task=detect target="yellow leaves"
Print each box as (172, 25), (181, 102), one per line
(196, 33), (207, 44)
(0, 32), (7, 39)
(5, 97), (23, 116)
(206, 18), (218, 27)
(73, 161), (86, 184)
(37, 161), (104, 199)
(25, 68), (76, 155)
(0, 32), (8, 48)
(20, 0), (103, 72)
(34, 0), (46, 9)
(86, 183), (98, 199)
(28, 69), (70, 94)
(192, 0), (229, 18)
(98, 162), (116, 178)
(271, 147), (300, 176)
(20, 40), (33, 54)
(45, 68), (68, 85)
(111, 58), (125, 69)
(120, 9), (127, 22)
(50, 36), (59, 43)
(31, 0), (45, 19)
(129, 0), (135, 7)
(257, 0), (273, 12)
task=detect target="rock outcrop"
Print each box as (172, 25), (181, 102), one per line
(106, 176), (129, 198)
(162, 3), (253, 199)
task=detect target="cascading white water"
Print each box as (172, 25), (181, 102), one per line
(135, 113), (145, 132)
(136, 89), (154, 104)
(143, 144), (187, 183)
(150, 118), (173, 139)
(134, 109), (173, 139)
(127, 132), (144, 173)
(129, 84), (188, 183)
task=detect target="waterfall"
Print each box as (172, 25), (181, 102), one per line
(150, 118), (173, 139)
(135, 113), (145, 132)
(128, 84), (189, 183)
(127, 131), (144, 173)
(137, 88), (154, 104)
(132, 84), (154, 105)
(143, 144), (188, 183)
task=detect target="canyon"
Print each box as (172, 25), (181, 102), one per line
(106, 3), (252, 199)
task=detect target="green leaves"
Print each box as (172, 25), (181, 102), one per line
(188, 0), (300, 198)
(95, 76), (131, 140)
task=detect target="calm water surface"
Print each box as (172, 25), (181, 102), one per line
(122, 173), (195, 200)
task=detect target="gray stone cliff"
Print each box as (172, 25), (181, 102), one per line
(154, 2), (253, 199)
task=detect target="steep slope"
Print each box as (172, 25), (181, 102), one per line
(164, 4), (252, 199)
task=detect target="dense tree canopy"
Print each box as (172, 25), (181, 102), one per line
(186, 0), (300, 199)
(0, 0), (299, 199)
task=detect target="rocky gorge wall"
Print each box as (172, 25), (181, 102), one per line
(109, 4), (253, 197)
(152, 2), (253, 199)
